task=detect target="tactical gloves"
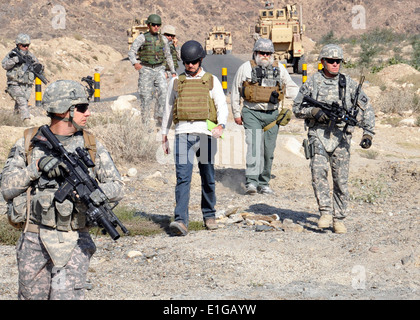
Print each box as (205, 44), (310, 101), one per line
(311, 107), (329, 123)
(360, 134), (373, 149)
(38, 156), (67, 178)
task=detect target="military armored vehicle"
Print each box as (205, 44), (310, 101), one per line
(127, 18), (148, 48)
(205, 26), (233, 55)
(251, 3), (305, 73)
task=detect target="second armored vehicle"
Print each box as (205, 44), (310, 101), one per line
(205, 26), (233, 55)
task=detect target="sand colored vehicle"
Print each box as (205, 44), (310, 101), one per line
(126, 18), (148, 48)
(205, 26), (233, 55)
(252, 2), (305, 73)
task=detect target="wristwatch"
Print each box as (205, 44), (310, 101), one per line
(218, 124), (225, 129)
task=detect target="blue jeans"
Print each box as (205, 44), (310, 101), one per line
(174, 133), (217, 226)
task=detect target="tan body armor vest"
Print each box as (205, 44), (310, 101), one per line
(173, 72), (217, 124)
(241, 60), (285, 104)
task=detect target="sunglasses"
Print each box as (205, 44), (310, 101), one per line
(20, 44), (30, 48)
(165, 34), (175, 37)
(325, 58), (342, 64)
(257, 51), (272, 56)
(150, 23), (161, 27)
(75, 104), (89, 113)
(184, 59), (201, 65)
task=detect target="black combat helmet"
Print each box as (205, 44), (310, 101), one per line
(180, 40), (206, 63)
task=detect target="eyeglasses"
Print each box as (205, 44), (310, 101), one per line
(325, 58), (342, 64)
(75, 104), (89, 113)
(150, 23), (161, 27)
(184, 59), (201, 65)
(257, 51), (272, 56)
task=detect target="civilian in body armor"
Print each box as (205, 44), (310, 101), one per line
(231, 38), (299, 195)
(2, 33), (43, 125)
(161, 40), (228, 236)
(128, 14), (176, 126)
(293, 44), (375, 233)
(1, 80), (124, 299)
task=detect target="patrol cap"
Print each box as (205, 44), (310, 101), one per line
(253, 38), (275, 53)
(162, 25), (176, 36)
(147, 14), (162, 25)
(15, 33), (31, 45)
(42, 80), (89, 114)
(318, 44), (344, 61)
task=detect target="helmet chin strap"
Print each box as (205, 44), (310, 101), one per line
(51, 106), (84, 131)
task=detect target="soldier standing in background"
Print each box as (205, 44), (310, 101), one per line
(1, 80), (124, 299)
(2, 33), (43, 126)
(128, 14), (176, 126)
(161, 25), (181, 80)
(293, 44), (375, 234)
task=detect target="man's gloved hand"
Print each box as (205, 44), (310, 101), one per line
(360, 134), (373, 149)
(311, 107), (329, 123)
(38, 156), (67, 179)
(10, 51), (23, 64)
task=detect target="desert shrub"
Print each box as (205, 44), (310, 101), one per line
(88, 111), (158, 165)
(376, 90), (419, 115)
(0, 110), (24, 127)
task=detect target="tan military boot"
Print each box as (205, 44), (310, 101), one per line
(317, 214), (332, 228)
(333, 220), (347, 234)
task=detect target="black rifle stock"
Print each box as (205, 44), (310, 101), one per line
(12, 48), (49, 84)
(38, 125), (128, 240)
(302, 95), (375, 136)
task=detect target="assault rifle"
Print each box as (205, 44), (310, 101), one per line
(11, 48), (49, 84)
(302, 94), (375, 136)
(37, 125), (129, 240)
(81, 76), (94, 100)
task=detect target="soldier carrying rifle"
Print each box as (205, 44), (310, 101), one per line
(1, 80), (124, 299)
(293, 44), (375, 234)
(2, 33), (47, 125)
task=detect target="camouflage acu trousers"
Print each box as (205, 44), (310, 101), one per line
(137, 65), (167, 124)
(7, 84), (32, 120)
(310, 134), (351, 220)
(16, 231), (96, 300)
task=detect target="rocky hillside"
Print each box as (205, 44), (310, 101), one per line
(0, 0), (418, 55)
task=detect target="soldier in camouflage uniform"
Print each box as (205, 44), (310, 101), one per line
(1, 80), (124, 299)
(162, 25), (181, 79)
(231, 38), (299, 195)
(1, 33), (43, 125)
(293, 44), (375, 234)
(128, 14), (176, 126)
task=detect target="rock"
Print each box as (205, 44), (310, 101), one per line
(127, 168), (138, 177)
(399, 118), (416, 127)
(282, 219), (304, 233)
(127, 250), (142, 258)
(255, 225), (273, 232)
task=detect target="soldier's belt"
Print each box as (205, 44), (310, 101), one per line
(25, 222), (89, 234)
(142, 63), (163, 69)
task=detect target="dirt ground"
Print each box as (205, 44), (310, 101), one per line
(0, 53), (419, 302)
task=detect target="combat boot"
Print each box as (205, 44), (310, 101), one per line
(333, 220), (347, 234)
(204, 218), (218, 230)
(317, 214), (332, 228)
